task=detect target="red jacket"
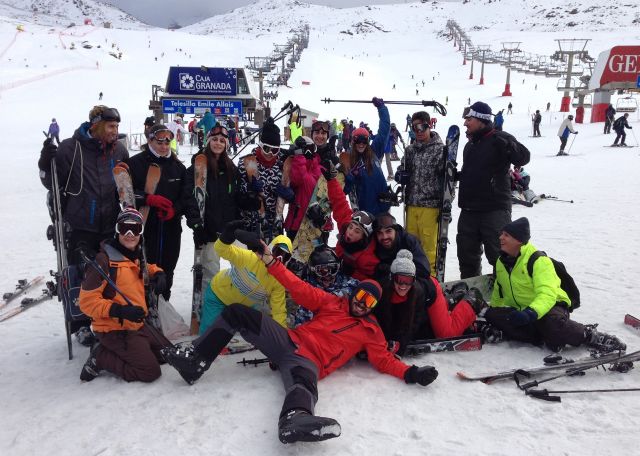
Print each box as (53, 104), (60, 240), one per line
(267, 261), (410, 380)
(328, 178), (379, 280)
(284, 155), (321, 231)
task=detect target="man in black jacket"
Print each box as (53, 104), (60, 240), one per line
(38, 105), (128, 344)
(456, 101), (530, 278)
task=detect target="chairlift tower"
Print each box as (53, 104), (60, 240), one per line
(246, 57), (273, 102)
(500, 42), (521, 96)
(477, 45), (490, 85)
(552, 39), (590, 112)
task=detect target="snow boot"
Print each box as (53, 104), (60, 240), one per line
(278, 409), (341, 444)
(474, 321), (504, 344)
(80, 343), (102, 382)
(464, 287), (488, 315)
(162, 344), (212, 385)
(75, 325), (97, 347)
(584, 325), (626, 353)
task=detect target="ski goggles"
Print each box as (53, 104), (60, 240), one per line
(393, 274), (415, 286)
(272, 244), (291, 264)
(153, 137), (172, 144)
(116, 221), (144, 236)
(353, 134), (369, 145)
(353, 289), (378, 309)
(91, 107), (121, 124)
(412, 123), (430, 133)
(310, 262), (340, 278)
(262, 144), (280, 155)
(209, 125), (229, 138)
(311, 121), (330, 133)
(149, 127), (174, 142)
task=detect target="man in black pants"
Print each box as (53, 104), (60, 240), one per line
(162, 240), (438, 445)
(456, 101), (530, 278)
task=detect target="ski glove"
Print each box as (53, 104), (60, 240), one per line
(146, 194), (173, 212)
(158, 206), (175, 222)
(372, 97), (384, 108)
(275, 184), (295, 203)
(193, 224), (208, 248)
(234, 229), (264, 253)
(574, 131), (579, 134)
(220, 220), (246, 244)
(250, 177), (265, 193)
(321, 159), (337, 181)
(38, 137), (57, 170)
(109, 303), (145, 323)
(404, 365), (439, 386)
(307, 202), (328, 229)
(151, 272), (167, 296)
(507, 307), (538, 327)
(394, 170), (409, 185)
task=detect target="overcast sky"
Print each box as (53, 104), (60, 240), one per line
(100, 1), (411, 27)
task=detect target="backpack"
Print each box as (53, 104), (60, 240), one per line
(613, 117), (624, 129)
(527, 251), (580, 311)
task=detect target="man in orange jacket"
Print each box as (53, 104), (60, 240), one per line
(163, 239), (438, 445)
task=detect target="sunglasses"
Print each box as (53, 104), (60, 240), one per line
(272, 245), (291, 264)
(116, 221), (143, 236)
(393, 274), (415, 286)
(412, 123), (430, 133)
(91, 107), (121, 124)
(312, 121), (330, 134)
(310, 262), (340, 278)
(153, 137), (172, 144)
(210, 125), (229, 138)
(263, 145), (280, 154)
(354, 289), (378, 309)
(353, 134), (369, 145)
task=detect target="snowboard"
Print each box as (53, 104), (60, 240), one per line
(434, 125), (461, 283)
(274, 156), (292, 237)
(292, 173), (345, 264)
(190, 154), (208, 335)
(338, 151), (359, 210)
(442, 274), (494, 305)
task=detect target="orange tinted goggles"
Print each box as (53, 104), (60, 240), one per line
(354, 289), (378, 309)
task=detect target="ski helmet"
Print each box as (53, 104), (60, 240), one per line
(308, 245), (341, 287)
(350, 211), (374, 238)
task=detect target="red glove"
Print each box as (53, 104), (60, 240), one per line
(158, 206), (175, 221)
(146, 194), (173, 211)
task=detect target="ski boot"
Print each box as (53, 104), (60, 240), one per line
(80, 343), (102, 382)
(474, 321), (504, 344)
(464, 288), (488, 315)
(75, 326), (97, 347)
(278, 409), (341, 444)
(161, 344), (211, 385)
(584, 324), (626, 353)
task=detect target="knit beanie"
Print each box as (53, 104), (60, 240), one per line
(390, 249), (416, 276)
(502, 217), (530, 243)
(350, 279), (383, 302)
(260, 117), (281, 146)
(374, 213), (400, 232)
(465, 101), (493, 124)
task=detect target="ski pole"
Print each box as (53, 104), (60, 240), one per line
(566, 133), (577, 154)
(539, 194), (574, 203)
(631, 128), (639, 146)
(526, 387), (640, 402)
(320, 98), (447, 116)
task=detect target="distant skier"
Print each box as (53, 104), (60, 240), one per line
(532, 110), (542, 137)
(494, 110), (504, 131)
(47, 118), (60, 145)
(604, 104), (616, 134)
(507, 102), (513, 114)
(557, 115), (578, 156)
(612, 113), (632, 147)
(99, 91), (103, 100)
(546, 102), (551, 112)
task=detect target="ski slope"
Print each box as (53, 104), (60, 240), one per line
(0, 1), (639, 455)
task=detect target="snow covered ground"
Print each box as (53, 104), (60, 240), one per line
(1, 1), (639, 454)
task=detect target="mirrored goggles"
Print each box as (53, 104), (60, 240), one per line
(312, 121), (330, 134)
(153, 136), (172, 144)
(412, 123), (430, 133)
(354, 289), (378, 309)
(393, 274), (415, 286)
(310, 262), (340, 278)
(210, 125), (229, 138)
(116, 221), (144, 236)
(262, 144), (280, 154)
(353, 134), (369, 145)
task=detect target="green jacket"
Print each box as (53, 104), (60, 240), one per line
(491, 242), (570, 318)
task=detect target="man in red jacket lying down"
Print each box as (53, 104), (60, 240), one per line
(162, 239), (438, 445)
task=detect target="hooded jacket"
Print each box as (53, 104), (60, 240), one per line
(400, 131), (445, 208)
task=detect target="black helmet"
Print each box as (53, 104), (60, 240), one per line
(308, 245), (341, 287)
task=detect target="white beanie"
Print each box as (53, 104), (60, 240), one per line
(390, 249), (416, 276)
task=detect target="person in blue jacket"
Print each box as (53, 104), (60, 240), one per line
(343, 98), (391, 216)
(197, 110), (215, 138)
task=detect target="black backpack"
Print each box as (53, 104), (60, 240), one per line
(526, 251), (580, 311)
(613, 117), (624, 129)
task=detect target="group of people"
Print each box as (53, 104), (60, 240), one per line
(38, 99), (627, 445)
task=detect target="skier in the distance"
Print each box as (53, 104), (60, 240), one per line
(161, 241), (438, 444)
(38, 105), (128, 347)
(556, 114), (577, 156)
(394, 110), (445, 275)
(532, 110), (542, 137)
(486, 217), (626, 353)
(612, 113), (632, 147)
(47, 118), (60, 145)
(604, 104), (616, 134)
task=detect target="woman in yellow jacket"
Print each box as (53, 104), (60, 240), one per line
(199, 220), (292, 334)
(79, 208), (168, 382)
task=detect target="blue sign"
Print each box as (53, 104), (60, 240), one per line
(166, 67), (237, 96)
(162, 99), (243, 116)
(637, 75), (640, 88)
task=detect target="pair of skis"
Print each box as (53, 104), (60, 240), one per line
(190, 154), (207, 335)
(0, 281), (56, 322)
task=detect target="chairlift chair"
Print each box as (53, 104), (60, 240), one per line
(616, 97), (638, 113)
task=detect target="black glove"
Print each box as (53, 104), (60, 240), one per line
(38, 137), (57, 170)
(236, 191), (261, 211)
(109, 303), (145, 323)
(220, 220), (246, 244)
(394, 169), (409, 185)
(193, 223), (208, 248)
(372, 97), (384, 108)
(234, 229), (264, 253)
(151, 272), (167, 296)
(321, 159), (337, 181)
(275, 184), (295, 203)
(404, 365), (439, 386)
(281, 146), (295, 160)
(306, 202), (327, 229)
(328, 135), (338, 152)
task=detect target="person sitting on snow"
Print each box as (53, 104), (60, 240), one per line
(161, 240), (438, 445)
(485, 217), (626, 353)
